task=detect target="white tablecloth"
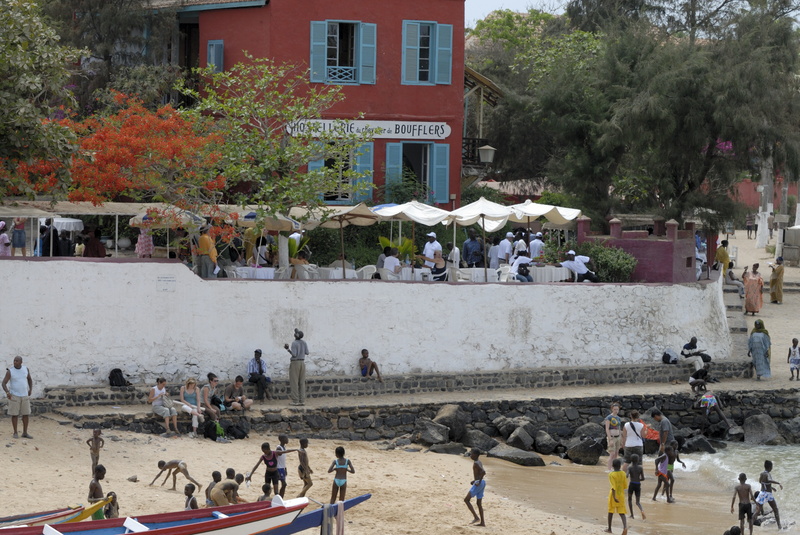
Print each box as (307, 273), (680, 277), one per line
(400, 267), (431, 281)
(318, 267), (358, 280)
(530, 265), (572, 283)
(39, 217), (84, 232)
(464, 268), (498, 282)
(235, 267), (275, 280)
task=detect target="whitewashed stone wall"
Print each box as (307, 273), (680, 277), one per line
(0, 258), (731, 395)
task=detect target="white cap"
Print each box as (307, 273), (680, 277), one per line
(426, 232), (436, 238)
(536, 232), (543, 237)
(567, 250), (576, 255)
(506, 232), (514, 238)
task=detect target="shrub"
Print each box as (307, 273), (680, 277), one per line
(576, 241), (638, 282)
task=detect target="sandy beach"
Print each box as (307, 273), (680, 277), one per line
(0, 415), (747, 535)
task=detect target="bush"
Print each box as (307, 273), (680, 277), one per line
(576, 241), (638, 282)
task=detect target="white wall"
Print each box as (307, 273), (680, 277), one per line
(0, 258), (731, 394)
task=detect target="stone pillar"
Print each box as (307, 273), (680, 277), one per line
(653, 217), (665, 236)
(577, 216), (591, 244)
(609, 218), (622, 238)
(685, 221), (695, 234)
(666, 219), (678, 241)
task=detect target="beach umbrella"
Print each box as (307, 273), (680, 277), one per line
(445, 197), (512, 280)
(373, 200), (452, 274)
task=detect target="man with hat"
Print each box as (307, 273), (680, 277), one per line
(247, 349), (272, 401)
(557, 250), (599, 282)
(529, 232), (545, 261)
(422, 232), (442, 268)
(498, 232), (515, 265)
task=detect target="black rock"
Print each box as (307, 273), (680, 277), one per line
(571, 422), (605, 441)
(428, 442), (467, 455)
(487, 444), (545, 467)
(533, 430), (558, 455)
(433, 404), (468, 442)
(413, 417), (449, 446)
(743, 414), (786, 445)
(461, 429), (499, 452)
(566, 438), (605, 465)
(681, 436), (717, 454)
(507, 427), (534, 451)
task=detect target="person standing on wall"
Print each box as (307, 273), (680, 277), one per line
(285, 328), (309, 406)
(2, 356), (33, 439)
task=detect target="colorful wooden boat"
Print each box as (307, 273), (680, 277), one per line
(0, 508), (85, 528)
(0, 498), (307, 535)
(264, 493), (371, 535)
(0, 509), (75, 527)
(62, 499), (112, 524)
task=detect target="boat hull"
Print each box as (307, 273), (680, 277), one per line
(262, 494), (371, 535)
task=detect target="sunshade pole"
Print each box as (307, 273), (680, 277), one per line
(167, 228), (171, 259)
(339, 219), (346, 280)
(482, 215), (487, 282)
(115, 215), (118, 257)
(411, 222), (415, 275)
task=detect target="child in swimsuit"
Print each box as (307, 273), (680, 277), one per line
(666, 440), (686, 503)
(246, 442), (280, 497)
(327, 446), (355, 504)
(652, 448), (670, 501)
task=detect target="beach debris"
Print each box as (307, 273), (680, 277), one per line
(127, 475), (138, 482)
(487, 443), (545, 467)
(432, 404), (468, 442)
(462, 429), (499, 452)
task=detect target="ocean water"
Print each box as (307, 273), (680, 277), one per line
(685, 443), (800, 528)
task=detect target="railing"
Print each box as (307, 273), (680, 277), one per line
(327, 66), (357, 83)
(462, 137), (488, 165)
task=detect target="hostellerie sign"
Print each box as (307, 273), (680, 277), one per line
(287, 119), (451, 140)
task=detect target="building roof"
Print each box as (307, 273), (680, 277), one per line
(464, 66), (503, 107)
(151, 0), (266, 11)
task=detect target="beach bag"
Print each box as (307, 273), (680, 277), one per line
(662, 349), (679, 364)
(642, 423), (660, 441)
(108, 368), (131, 387)
(203, 421), (225, 441)
(517, 263), (530, 277)
(210, 394), (224, 408)
(161, 395), (175, 409)
(225, 423), (248, 440)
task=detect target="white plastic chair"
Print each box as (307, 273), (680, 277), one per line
(378, 268), (401, 280)
(356, 265), (376, 279)
(454, 268), (472, 282)
(496, 265), (511, 282)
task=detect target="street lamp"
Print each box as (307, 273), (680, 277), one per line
(478, 145), (496, 165)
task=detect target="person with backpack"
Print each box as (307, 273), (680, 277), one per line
(200, 373), (222, 422)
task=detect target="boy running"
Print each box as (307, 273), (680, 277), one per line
(755, 460), (782, 529)
(625, 454), (646, 519)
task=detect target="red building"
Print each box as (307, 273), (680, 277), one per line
(175, 0), (465, 207)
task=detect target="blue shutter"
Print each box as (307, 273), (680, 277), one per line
(309, 21), (327, 83)
(352, 142), (374, 202)
(431, 143), (449, 204)
(308, 156), (325, 201)
(401, 21), (420, 84)
(385, 142), (403, 202)
(434, 24), (453, 85)
(207, 40), (224, 73)
(358, 23), (376, 85)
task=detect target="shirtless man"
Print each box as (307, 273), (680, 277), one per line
(88, 465), (107, 520)
(86, 429), (104, 476)
(358, 349), (383, 382)
(150, 460), (203, 491)
(754, 460), (782, 529)
(731, 473), (755, 535)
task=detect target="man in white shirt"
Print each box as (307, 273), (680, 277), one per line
(498, 232), (514, 265)
(513, 232), (528, 260)
(383, 248), (402, 274)
(422, 232), (442, 268)
(446, 241), (461, 268)
(529, 232), (545, 260)
(510, 251), (533, 282)
(557, 249), (599, 282)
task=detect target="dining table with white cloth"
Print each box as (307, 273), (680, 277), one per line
(318, 267), (358, 280)
(529, 265), (572, 283)
(234, 266), (275, 280)
(400, 266), (432, 281)
(464, 268), (499, 282)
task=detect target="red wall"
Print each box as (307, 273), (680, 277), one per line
(734, 178), (798, 211)
(197, 0), (465, 206)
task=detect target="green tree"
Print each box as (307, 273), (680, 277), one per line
(42, 0), (179, 112)
(179, 56), (372, 216)
(0, 0), (83, 199)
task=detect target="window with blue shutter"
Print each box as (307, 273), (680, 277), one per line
(431, 143), (450, 204)
(207, 40), (224, 73)
(352, 143), (374, 202)
(309, 21), (376, 85)
(384, 143), (404, 202)
(402, 21), (453, 85)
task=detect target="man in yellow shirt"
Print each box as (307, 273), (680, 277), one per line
(715, 240), (730, 276)
(196, 226), (217, 279)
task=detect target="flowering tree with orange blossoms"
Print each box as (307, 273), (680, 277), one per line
(65, 92), (225, 209)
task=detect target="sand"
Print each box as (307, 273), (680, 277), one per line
(0, 416), (745, 535)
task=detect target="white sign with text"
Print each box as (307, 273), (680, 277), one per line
(287, 119), (451, 140)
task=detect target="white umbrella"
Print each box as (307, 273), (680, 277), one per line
(445, 197), (513, 280)
(509, 199), (581, 226)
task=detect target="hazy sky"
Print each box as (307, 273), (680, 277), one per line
(464, 0), (566, 27)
